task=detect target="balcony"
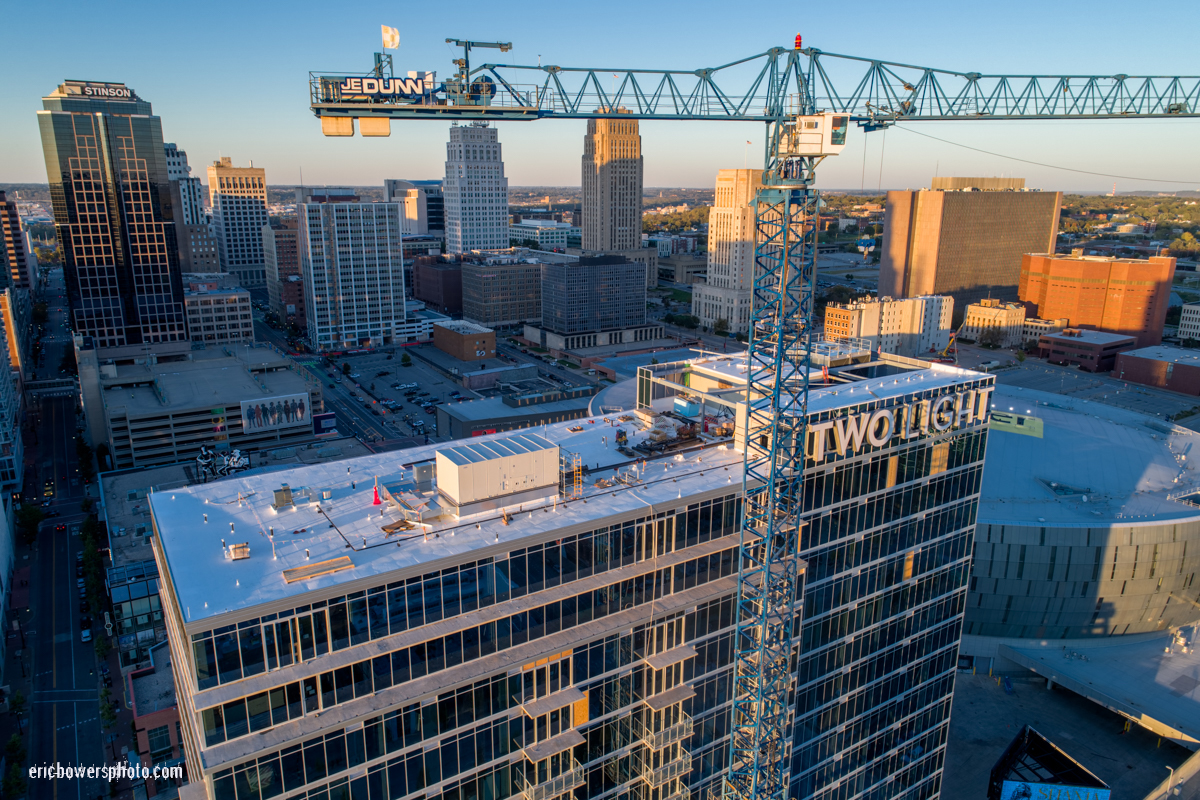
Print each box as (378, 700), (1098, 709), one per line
(516, 755), (584, 800)
(663, 784), (691, 800)
(640, 750), (692, 788)
(635, 709), (693, 751)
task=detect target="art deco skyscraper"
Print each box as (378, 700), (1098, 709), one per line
(37, 80), (188, 357)
(692, 169), (760, 334)
(443, 124), (509, 253)
(581, 113), (643, 252)
(208, 157), (269, 287)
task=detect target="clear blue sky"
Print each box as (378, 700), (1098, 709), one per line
(2, 0), (1198, 193)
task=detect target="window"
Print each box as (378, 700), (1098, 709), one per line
(147, 725), (172, 758)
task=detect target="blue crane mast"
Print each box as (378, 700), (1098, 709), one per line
(309, 38), (1198, 800)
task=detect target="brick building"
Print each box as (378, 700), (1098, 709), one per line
(412, 259), (463, 315)
(1019, 251), (1176, 348)
(1115, 345), (1200, 395)
(1036, 328), (1136, 372)
(432, 319), (495, 362)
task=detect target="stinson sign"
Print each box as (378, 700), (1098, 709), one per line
(807, 387), (993, 463)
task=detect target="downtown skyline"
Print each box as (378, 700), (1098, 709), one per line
(2, 0), (1199, 193)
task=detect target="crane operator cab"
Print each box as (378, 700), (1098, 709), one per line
(780, 112), (849, 157)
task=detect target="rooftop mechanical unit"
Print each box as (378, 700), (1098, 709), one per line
(435, 433), (560, 516)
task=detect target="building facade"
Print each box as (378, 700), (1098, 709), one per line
(539, 256), (647, 336)
(0, 288), (33, 380)
(692, 170), (761, 334)
(1114, 345), (1200, 394)
(444, 125), (509, 253)
(432, 320), (495, 362)
(1036, 328), (1136, 372)
(208, 157), (269, 288)
(300, 201), (407, 352)
(823, 295), (953, 358)
(1019, 252), (1177, 348)
(264, 219), (302, 323)
(1179, 302), (1200, 342)
(1021, 316), (1068, 346)
(879, 179), (1061, 311)
(510, 220), (572, 251)
(0, 191), (35, 289)
(407, 180), (445, 238)
(153, 352), (991, 800)
(461, 260), (541, 328)
(183, 275), (254, 345)
(960, 299), (1026, 348)
(581, 113), (643, 253)
(164, 144), (219, 273)
(37, 80), (189, 357)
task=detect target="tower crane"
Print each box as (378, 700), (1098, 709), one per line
(309, 39), (1199, 800)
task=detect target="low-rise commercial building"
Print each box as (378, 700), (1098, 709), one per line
(131, 643), (187, 794)
(436, 388), (595, 438)
(1036, 328), (1136, 372)
(960, 298), (1025, 348)
(1022, 316), (1069, 345)
(432, 320), (495, 362)
(658, 255), (706, 285)
(1114, 345), (1200, 394)
(183, 275), (254, 345)
(823, 295), (953, 357)
(78, 346), (323, 469)
(509, 219), (572, 250)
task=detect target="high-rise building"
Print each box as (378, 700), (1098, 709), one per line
(208, 157), (269, 288)
(0, 288), (32, 382)
(0, 191), (35, 289)
(150, 350), (991, 800)
(444, 124), (509, 253)
(412, 260), (462, 316)
(37, 80), (188, 358)
(692, 169), (760, 334)
(263, 219), (302, 323)
(461, 259), (541, 328)
(823, 294), (953, 357)
(537, 255), (651, 342)
(581, 113), (644, 254)
(384, 180), (429, 236)
(1019, 251), (1176, 348)
(407, 180), (445, 237)
(164, 144), (220, 272)
(879, 178), (1061, 312)
(299, 199), (406, 351)
(0, 321), (22, 494)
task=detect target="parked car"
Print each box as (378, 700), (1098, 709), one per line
(80, 629), (92, 643)
(80, 616), (92, 631)
(349, 373), (361, 379)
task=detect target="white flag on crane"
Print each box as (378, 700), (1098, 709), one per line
(381, 25), (400, 50)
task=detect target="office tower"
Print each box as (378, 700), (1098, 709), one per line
(823, 294), (953, 357)
(208, 157), (269, 288)
(692, 169), (760, 334)
(384, 180), (429, 236)
(263, 218), (302, 323)
(539, 256), (648, 339)
(412, 259), (462, 315)
(1019, 251), (1176, 348)
(461, 259), (541, 328)
(444, 124), (509, 253)
(151, 350), (990, 800)
(581, 112), (643, 253)
(409, 180), (445, 237)
(879, 177), (1061, 312)
(0, 289), (32, 381)
(37, 80), (188, 357)
(0, 191), (35, 289)
(164, 143), (219, 272)
(299, 198), (406, 351)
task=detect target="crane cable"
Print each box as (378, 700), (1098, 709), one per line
(892, 125), (1200, 185)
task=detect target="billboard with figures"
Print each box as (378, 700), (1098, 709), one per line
(241, 394), (310, 432)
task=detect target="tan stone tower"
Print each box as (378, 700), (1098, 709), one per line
(581, 112), (643, 253)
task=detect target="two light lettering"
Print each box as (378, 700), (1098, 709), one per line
(808, 387), (993, 463)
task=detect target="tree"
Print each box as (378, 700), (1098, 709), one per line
(4, 764), (27, 799)
(15, 506), (43, 546)
(98, 685), (116, 727)
(10, 691), (25, 718)
(714, 318), (729, 336)
(76, 435), (95, 483)
(1169, 232), (1200, 258)
(342, 363), (351, 375)
(401, 352), (412, 367)
(5, 734), (26, 766)
(674, 314), (700, 329)
(1015, 349), (1026, 363)
(978, 328), (1003, 348)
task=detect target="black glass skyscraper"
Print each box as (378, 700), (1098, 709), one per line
(38, 80), (186, 354)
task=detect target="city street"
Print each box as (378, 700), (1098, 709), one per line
(17, 270), (106, 800)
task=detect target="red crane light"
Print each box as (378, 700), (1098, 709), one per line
(795, 34), (802, 51)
